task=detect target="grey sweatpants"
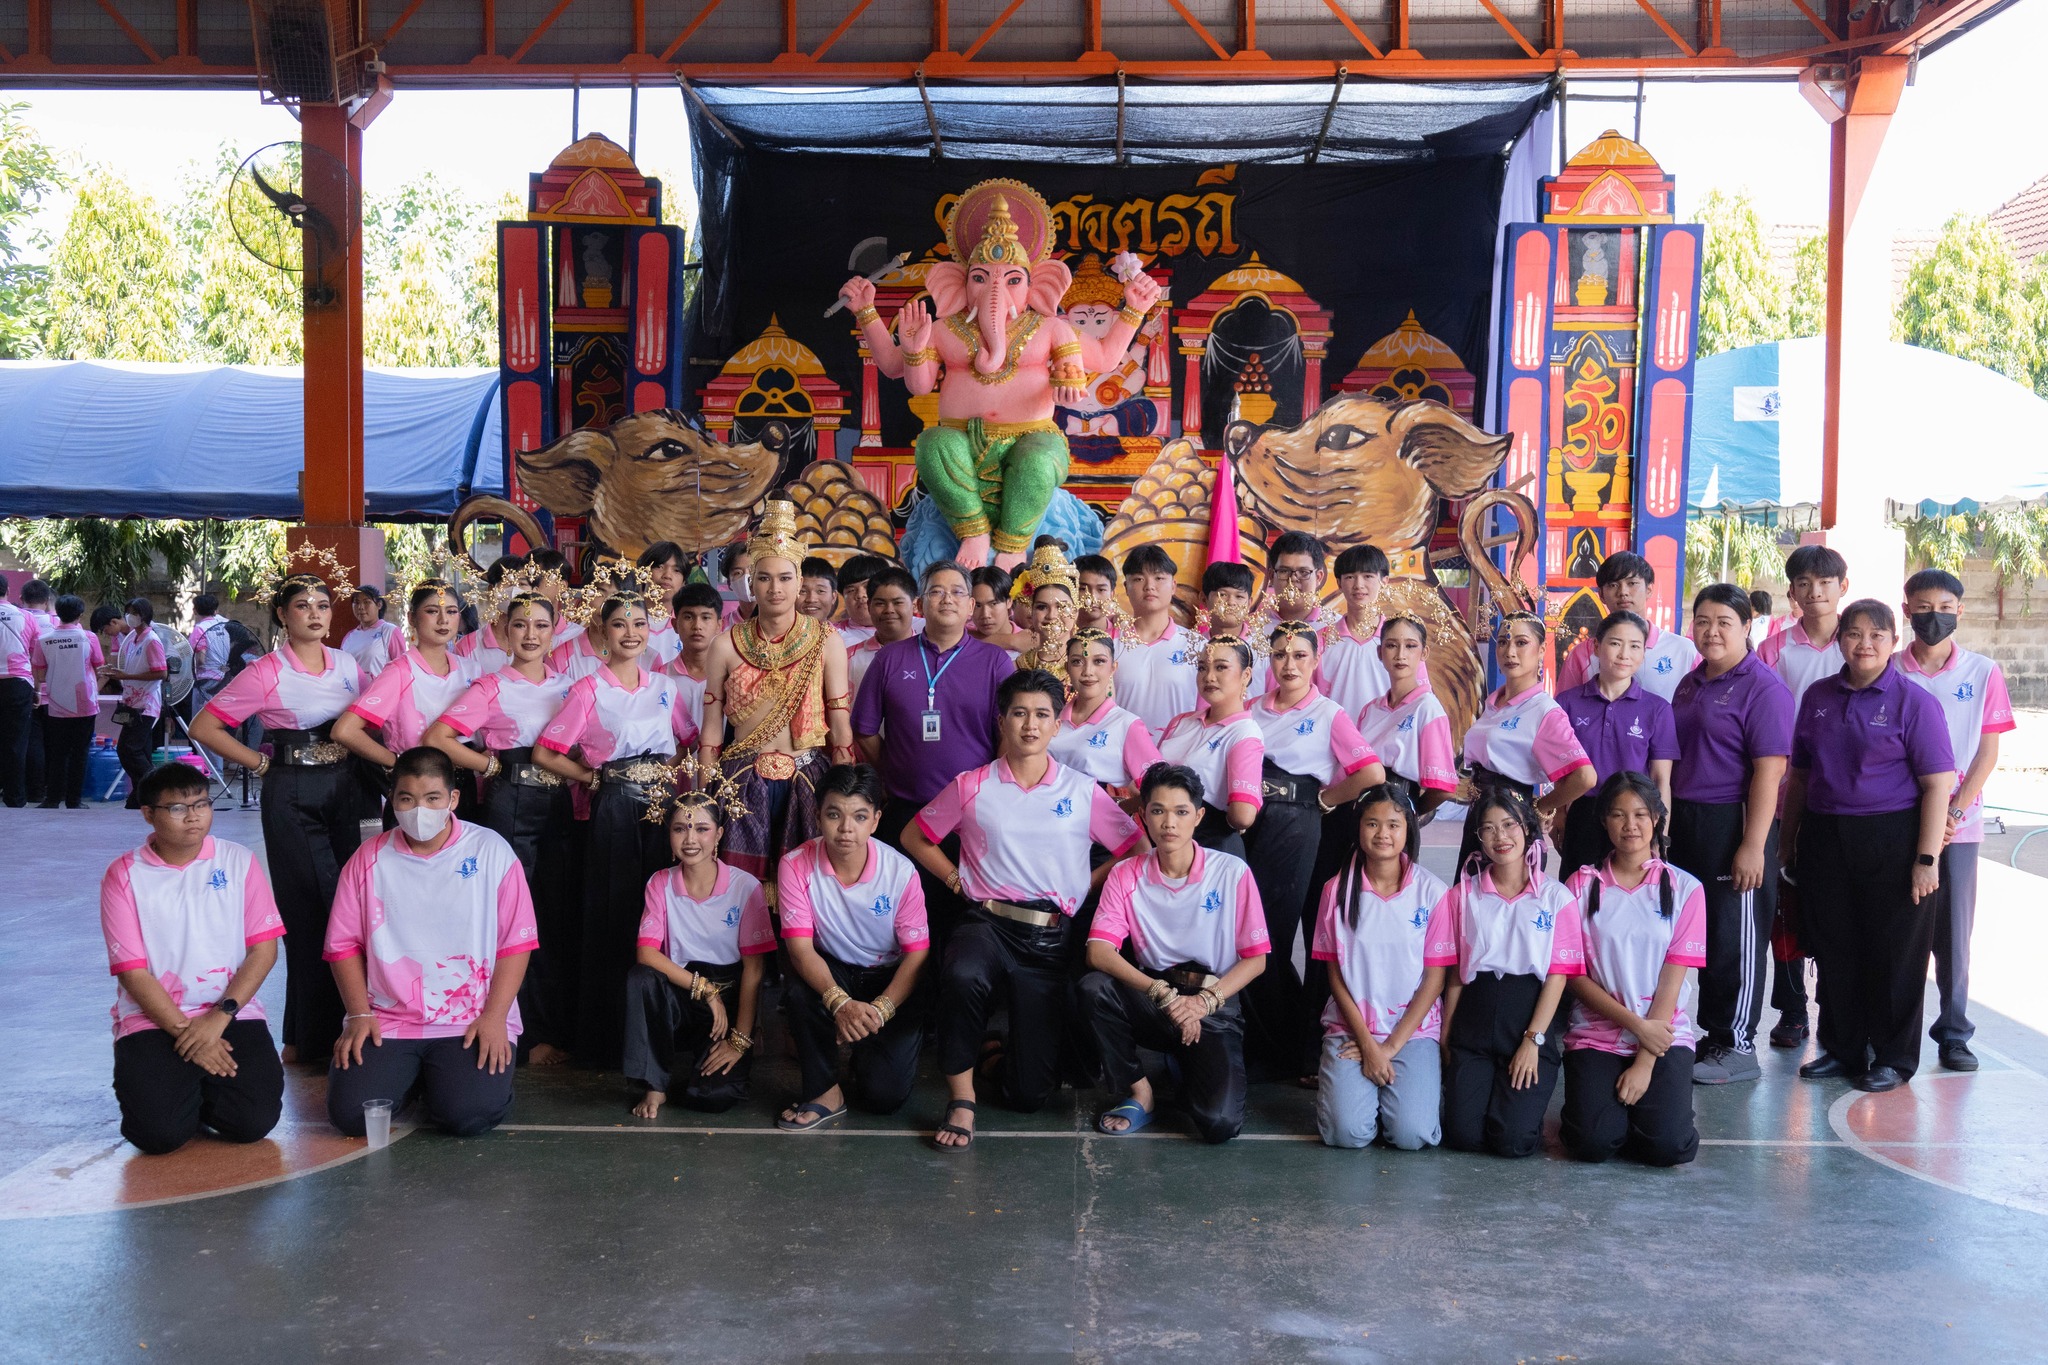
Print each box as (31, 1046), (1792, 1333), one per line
(1315, 1033), (1442, 1150)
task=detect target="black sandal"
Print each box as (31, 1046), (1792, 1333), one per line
(932, 1097), (977, 1151)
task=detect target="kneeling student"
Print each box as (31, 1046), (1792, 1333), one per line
(626, 789), (775, 1118)
(1560, 771), (1705, 1167)
(102, 763), (286, 1155)
(325, 747), (536, 1138)
(1081, 763), (1268, 1143)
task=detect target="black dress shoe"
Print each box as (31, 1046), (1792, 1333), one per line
(1799, 1054), (1854, 1079)
(1855, 1065), (1906, 1093)
(1939, 1044), (1979, 1072)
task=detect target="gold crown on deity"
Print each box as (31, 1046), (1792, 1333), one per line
(947, 179), (1055, 270)
(1060, 253), (1127, 311)
(746, 499), (810, 571)
(1009, 542), (1081, 602)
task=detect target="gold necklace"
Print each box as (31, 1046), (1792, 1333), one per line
(942, 311), (1045, 386)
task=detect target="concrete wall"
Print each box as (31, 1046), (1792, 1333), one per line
(1955, 558), (2048, 706)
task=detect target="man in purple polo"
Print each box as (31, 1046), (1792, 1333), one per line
(852, 558), (1014, 937)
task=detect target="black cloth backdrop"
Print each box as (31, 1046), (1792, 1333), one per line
(687, 139), (1519, 448)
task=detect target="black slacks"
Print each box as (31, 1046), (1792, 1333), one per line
(115, 709), (157, 808)
(937, 909), (1071, 1112)
(112, 1020), (284, 1155)
(881, 796), (966, 949)
(784, 955), (925, 1113)
(326, 1035), (515, 1137)
(262, 762), (365, 1059)
(1560, 1045), (1698, 1166)
(578, 777), (670, 1069)
(40, 712), (94, 807)
(622, 963), (752, 1112)
(479, 774), (578, 1054)
(23, 701), (45, 803)
(1240, 791), (1322, 1079)
(1669, 798), (1778, 1056)
(1194, 805), (1246, 860)
(1078, 971), (1247, 1143)
(1798, 808), (1935, 1078)
(0, 676), (31, 807)
(1443, 971), (1562, 1159)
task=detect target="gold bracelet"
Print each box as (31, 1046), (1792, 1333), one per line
(690, 973), (722, 1002)
(1146, 978), (1176, 1008)
(824, 693), (850, 712)
(1119, 305), (1146, 326)
(253, 755), (271, 778)
(871, 994), (897, 1024)
(854, 306), (880, 327)
(484, 753), (502, 781)
(822, 986), (853, 1015)
(1051, 341), (1083, 359)
(726, 1029), (753, 1053)
(1198, 987), (1223, 1017)
(903, 346), (935, 367)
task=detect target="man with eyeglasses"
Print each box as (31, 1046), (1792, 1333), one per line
(852, 559), (1013, 941)
(100, 763), (285, 1155)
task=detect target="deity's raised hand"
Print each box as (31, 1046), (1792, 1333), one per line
(1109, 252), (1163, 315)
(839, 275), (878, 317)
(898, 297), (934, 353)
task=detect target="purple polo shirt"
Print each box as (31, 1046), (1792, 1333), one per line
(1669, 650), (1794, 805)
(1791, 662), (1955, 816)
(851, 629), (1012, 804)
(1556, 677), (1679, 784)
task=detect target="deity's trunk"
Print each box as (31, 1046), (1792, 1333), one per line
(974, 278), (1010, 374)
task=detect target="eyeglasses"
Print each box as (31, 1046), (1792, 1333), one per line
(148, 799), (213, 818)
(1273, 567), (1318, 582)
(924, 587), (971, 602)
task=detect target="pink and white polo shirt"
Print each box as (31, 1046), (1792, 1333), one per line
(342, 621), (403, 678)
(102, 836), (284, 1039)
(1090, 846), (1270, 976)
(34, 622), (104, 720)
(27, 609), (55, 703)
(189, 614), (232, 683)
(322, 818), (538, 1039)
(438, 667), (576, 751)
(662, 659), (708, 735)
(1157, 706), (1266, 813)
(348, 648), (483, 753)
(453, 623), (511, 676)
(550, 628), (673, 678)
(203, 645), (363, 730)
(837, 621), (877, 650)
(537, 665), (698, 766)
(637, 862), (776, 966)
(1757, 619), (1843, 705)
(0, 599), (39, 683)
(917, 757), (1142, 916)
(1563, 859), (1707, 1055)
(1114, 625), (1201, 734)
(1050, 697), (1163, 788)
(1357, 685), (1459, 793)
(115, 628), (168, 719)
(1556, 623), (1700, 702)
(1461, 684), (1591, 789)
(1251, 689), (1378, 785)
(777, 838), (929, 968)
(1311, 858), (1450, 1042)
(1318, 619), (1393, 716)
(846, 637), (884, 696)
(1422, 868), (1585, 985)
(1897, 644), (2017, 843)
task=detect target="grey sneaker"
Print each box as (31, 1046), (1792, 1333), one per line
(1692, 1044), (1734, 1085)
(1719, 1047), (1762, 1082)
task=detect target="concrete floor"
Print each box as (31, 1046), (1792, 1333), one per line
(3, 804), (2047, 1363)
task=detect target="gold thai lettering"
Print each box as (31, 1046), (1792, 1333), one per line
(936, 177), (1238, 259)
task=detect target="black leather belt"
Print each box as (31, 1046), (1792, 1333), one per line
(1260, 761), (1321, 807)
(1163, 963), (1221, 992)
(494, 746), (563, 789)
(269, 725), (345, 768)
(1469, 765), (1535, 802)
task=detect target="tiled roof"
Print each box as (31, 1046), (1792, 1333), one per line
(1990, 172), (2048, 271)
(1764, 223), (1939, 310)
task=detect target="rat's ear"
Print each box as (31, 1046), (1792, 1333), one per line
(1392, 402), (1510, 498)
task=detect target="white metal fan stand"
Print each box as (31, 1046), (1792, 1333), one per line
(100, 624), (233, 804)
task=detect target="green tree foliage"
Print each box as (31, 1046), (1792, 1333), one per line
(0, 518), (196, 602)
(1684, 511), (1786, 593)
(1896, 213), (2041, 386)
(1785, 232), (1828, 338)
(1696, 189), (1788, 357)
(182, 144), (301, 365)
(42, 169), (185, 362)
(0, 101), (64, 358)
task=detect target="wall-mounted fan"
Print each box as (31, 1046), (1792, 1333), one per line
(227, 141), (358, 305)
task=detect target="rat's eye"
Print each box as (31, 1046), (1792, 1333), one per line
(1317, 424), (1368, 452)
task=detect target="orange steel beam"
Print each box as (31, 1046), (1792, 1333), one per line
(1783, 0), (1837, 42)
(1879, 0), (2008, 53)
(177, 0), (193, 56)
(1085, 0), (1099, 50)
(379, 0), (431, 45)
(1239, 0), (1256, 53)
(811, 0), (879, 59)
(933, 0), (950, 51)
(1631, 0), (1696, 56)
(1393, 0), (1413, 54)
(1318, 0), (1384, 59)
(961, 0), (1036, 61)
(299, 102), (366, 531)
(659, 0), (734, 60)
(1160, 0), (1234, 60)
(509, 0), (583, 63)
(483, 0), (496, 55)
(1476, 0), (1540, 59)
(91, 0), (162, 62)
(634, 0), (646, 52)
(784, 0), (797, 54)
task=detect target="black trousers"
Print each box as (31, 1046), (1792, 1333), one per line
(1558, 798), (1607, 881)
(937, 909), (1072, 1112)
(1560, 1046), (1699, 1166)
(326, 1035), (515, 1137)
(1240, 789), (1322, 1080)
(40, 712), (94, 808)
(1194, 805), (1246, 860)
(578, 777), (671, 1070)
(1669, 798), (1778, 1056)
(0, 675), (39, 806)
(881, 796), (967, 949)
(479, 774), (578, 1054)
(115, 709), (158, 808)
(1798, 808), (1935, 1078)
(112, 1020), (284, 1155)
(1078, 971), (1247, 1144)
(1443, 971), (1562, 1159)
(785, 955), (926, 1113)
(263, 762), (364, 1059)
(1297, 804), (1358, 1074)
(23, 701), (45, 803)
(622, 963), (753, 1111)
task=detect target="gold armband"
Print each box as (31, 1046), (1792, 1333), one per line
(854, 306), (881, 327)
(1050, 341), (1084, 360)
(825, 693), (851, 712)
(1118, 304), (1147, 327)
(903, 347), (936, 367)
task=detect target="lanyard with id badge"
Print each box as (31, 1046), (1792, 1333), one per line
(920, 637), (962, 742)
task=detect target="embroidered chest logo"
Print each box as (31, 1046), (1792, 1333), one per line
(1201, 889), (1223, 915)
(1169, 650), (1192, 666)
(1051, 797), (1075, 817)
(1627, 718), (1645, 738)
(722, 905), (741, 928)
(1294, 718), (1317, 737)
(900, 668), (918, 681)
(1087, 730), (1109, 748)
(1397, 715), (1414, 733)
(1409, 904), (1428, 929)
(207, 869), (229, 891)
(1870, 706), (1889, 728)
(1532, 906), (1555, 931)
(1811, 707), (1828, 720)
(1500, 716), (1521, 731)
(658, 690), (670, 708)
(1954, 681), (1975, 702)
(458, 856), (480, 879)
(1654, 656), (1674, 674)
(1207, 734), (1225, 752)
(871, 893), (894, 918)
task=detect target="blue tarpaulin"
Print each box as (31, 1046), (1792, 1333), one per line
(0, 360), (506, 520)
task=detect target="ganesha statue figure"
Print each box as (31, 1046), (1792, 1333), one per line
(841, 178), (1163, 570)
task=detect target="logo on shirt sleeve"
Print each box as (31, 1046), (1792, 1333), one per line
(458, 856), (480, 879)
(871, 893), (894, 917)
(1202, 889), (1223, 914)
(207, 868), (229, 891)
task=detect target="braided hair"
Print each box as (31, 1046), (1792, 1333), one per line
(1582, 769), (1674, 920)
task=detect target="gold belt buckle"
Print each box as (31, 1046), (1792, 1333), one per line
(613, 759), (672, 786)
(305, 741), (345, 765)
(754, 751), (797, 782)
(1263, 779), (1286, 800)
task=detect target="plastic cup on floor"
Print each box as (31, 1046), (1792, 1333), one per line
(362, 1099), (394, 1149)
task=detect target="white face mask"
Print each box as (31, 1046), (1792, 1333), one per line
(732, 572), (753, 603)
(123, 615), (141, 631)
(395, 805), (450, 841)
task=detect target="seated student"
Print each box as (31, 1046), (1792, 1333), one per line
(625, 789), (775, 1118)
(798, 556), (842, 624)
(101, 763), (286, 1155)
(1081, 763), (1268, 1142)
(1560, 772), (1706, 1167)
(906, 668), (1144, 1150)
(325, 747), (537, 1138)
(1429, 787), (1584, 1158)
(777, 764), (932, 1131)
(1310, 784), (1448, 1151)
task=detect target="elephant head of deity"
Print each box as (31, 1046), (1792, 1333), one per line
(1226, 395), (1511, 552)
(925, 180), (1072, 378)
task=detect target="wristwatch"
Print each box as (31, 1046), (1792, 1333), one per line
(214, 997), (241, 1018)
(1948, 806), (1966, 822)
(1523, 1029), (1545, 1046)
(1916, 853), (1937, 867)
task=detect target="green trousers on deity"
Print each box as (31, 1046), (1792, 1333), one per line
(913, 417), (1071, 556)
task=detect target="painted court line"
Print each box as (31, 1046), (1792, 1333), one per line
(498, 1124), (2038, 1149)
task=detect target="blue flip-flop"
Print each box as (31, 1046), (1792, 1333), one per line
(777, 1100), (847, 1132)
(1097, 1100), (1155, 1135)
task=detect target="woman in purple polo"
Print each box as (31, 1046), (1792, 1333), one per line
(1667, 584), (1793, 1087)
(1781, 600), (1954, 1094)
(1553, 611), (1679, 879)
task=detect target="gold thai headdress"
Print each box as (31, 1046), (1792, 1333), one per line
(253, 545), (357, 605)
(1009, 542), (1080, 603)
(1196, 592), (1275, 656)
(1060, 253), (1126, 311)
(745, 499), (810, 573)
(393, 554), (475, 615)
(641, 753), (755, 826)
(480, 559), (568, 627)
(571, 557), (673, 628)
